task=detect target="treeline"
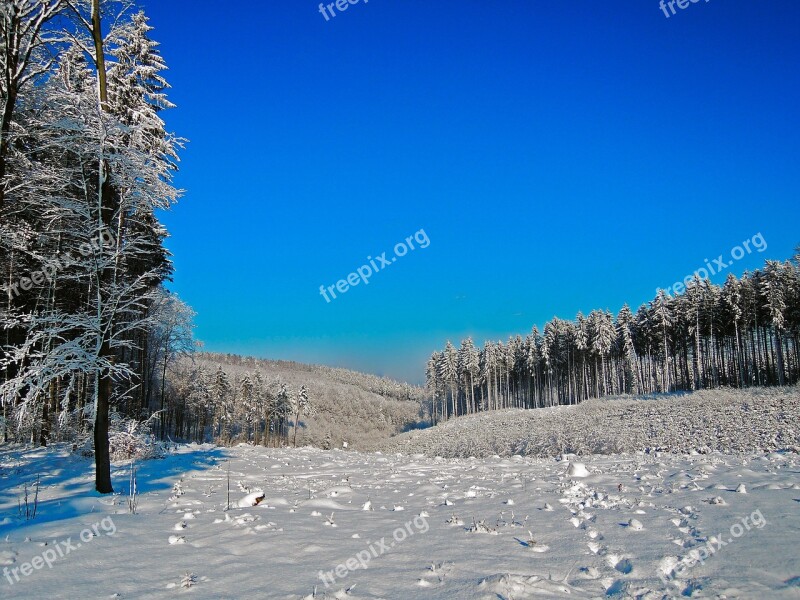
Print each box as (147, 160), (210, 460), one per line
(199, 352), (426, 403)
(0, 1), (189, 492)
(164, 360), (314, 448)
(161, 355), (423, 450)
(426, 253), (800, 421)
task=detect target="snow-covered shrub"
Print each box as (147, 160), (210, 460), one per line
(79, 412), (168, 461)
(108, 413), (169, 460)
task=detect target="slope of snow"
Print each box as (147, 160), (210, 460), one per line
(1, 443), (799, 598)
(385, 386), (800, 458)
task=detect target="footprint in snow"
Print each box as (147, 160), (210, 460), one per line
(658, 555), (682, 578)
(587, 541), (606, 555)
(213, 514), (234, 524)
(606, 554), (633, 574)
(624, 518), (644, 531)
(670, 517), (688, 528)
(235, 513), (259, 525)
(417, 561), (452, 586)
(682, 580), (704, 595)
(586, 528), (603, 540)
(578, 566), (600, 579)
(604, 578), (630, 596)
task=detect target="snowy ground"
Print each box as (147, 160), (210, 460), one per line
(386, 387), (800, 458)
(1, 444), (799, 599)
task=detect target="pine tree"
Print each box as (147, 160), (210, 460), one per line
(211, 367), (232, 442)
(425, 352), (442, 424)
(239, 374), (254, 442)
(438, 342), (458, 420)
(292, 385), (313, 447)
(457, 338), (479, 415)
(763, 261), (788, 385)
(274, 382), (293, 444)
(615, 304), (639, 394)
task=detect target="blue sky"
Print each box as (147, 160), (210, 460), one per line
(140, 0), (799, 384)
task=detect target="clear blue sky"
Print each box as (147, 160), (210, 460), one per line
(141, 0), (799, 384)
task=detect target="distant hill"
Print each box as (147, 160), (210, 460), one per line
(189, 352), (427, 450)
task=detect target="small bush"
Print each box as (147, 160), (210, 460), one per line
(79, 412), (169, 461)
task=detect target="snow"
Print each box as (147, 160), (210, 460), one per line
(1, 443), (799, 598)
(386, 386), (800, 458)
(237, 491), (266, 508)
(566, 462), (591, 478)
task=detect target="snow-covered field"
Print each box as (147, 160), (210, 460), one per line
(1, 443), (799, 599)
(386, 387), (800, 458)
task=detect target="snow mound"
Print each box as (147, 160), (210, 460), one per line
(237, 491), (266, 507)
(301, 498), (352, 511)
(567, 462), (590, 478)
(477, 573), (587, 597)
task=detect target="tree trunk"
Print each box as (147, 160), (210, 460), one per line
(91, 0), (113, 494)
(160, 350), (168, 439)
(95, 349), (114, 494)
(293, 408), (300, 447)
(0, 87), (18, 211)
(775, 329), (786, 386)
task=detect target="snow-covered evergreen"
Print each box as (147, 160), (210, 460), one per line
(0, 0), (185, 493)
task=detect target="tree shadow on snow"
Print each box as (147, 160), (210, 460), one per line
(0, 444), (227, 535)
